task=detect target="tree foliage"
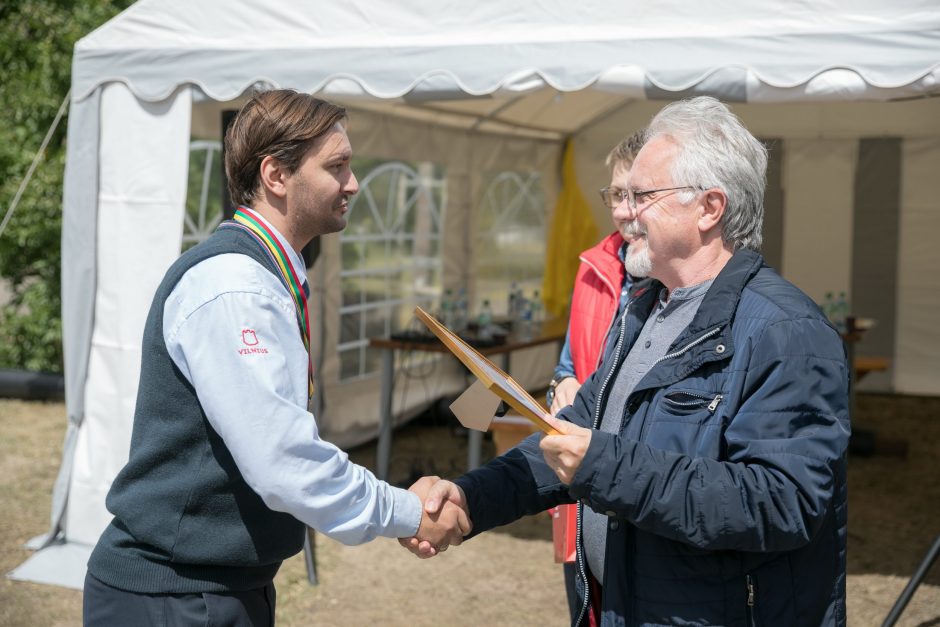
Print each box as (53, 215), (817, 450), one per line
(0, 0), (134, 372)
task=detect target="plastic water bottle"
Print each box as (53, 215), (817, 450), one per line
(508, 282), (518, 321)
(530, 289), (543, 330)
(455, 288), (469, 333)
(518, 302), (533, 340)
(513, 287), (527, 324)
(833, 292), (849, 334)
(477, 299), (494, 341)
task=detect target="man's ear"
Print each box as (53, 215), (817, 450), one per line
(698, 188), (726, 234)
(259, 155), (288, 199)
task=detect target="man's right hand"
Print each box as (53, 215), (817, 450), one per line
(399, 477), (470, 558)
(550, 377), (581, 415)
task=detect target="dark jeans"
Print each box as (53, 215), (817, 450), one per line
(83, 572), (276, 626)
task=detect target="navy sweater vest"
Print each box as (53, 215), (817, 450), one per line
(87, 226), (306, 593)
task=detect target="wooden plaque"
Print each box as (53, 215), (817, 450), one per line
(414, 306), (558, 435)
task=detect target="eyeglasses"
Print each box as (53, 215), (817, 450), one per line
(598, 187), (628, 209)
(599, 185), (701, 210)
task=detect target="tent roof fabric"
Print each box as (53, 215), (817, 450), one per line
(74, 0), (940, 135)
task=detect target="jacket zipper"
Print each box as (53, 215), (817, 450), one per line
(592, 302), (631, 430)
(594, 300), (622, 372)
(651, 326), (723, 368)
(574, 302), (632, 627)
(708, 394), (723, 412)
(746, 574), (757, 627)
(637, 327), (723, 442)
(663, 390), (724, 413)
(574, 500), (589, 627)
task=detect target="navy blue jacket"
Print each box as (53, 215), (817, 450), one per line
(455, 250), (849, 626)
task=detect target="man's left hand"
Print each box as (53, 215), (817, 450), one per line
(539, 416), (592, 485)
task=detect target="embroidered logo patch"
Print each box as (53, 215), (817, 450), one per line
(242, 329), (259, 346)
(239, 328), (268, 355)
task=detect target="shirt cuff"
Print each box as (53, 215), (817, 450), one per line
(389, 487), (423, 537)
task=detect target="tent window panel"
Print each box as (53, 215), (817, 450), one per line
(387, 238), (406, 264)
(391, 301), (413, 331)
(341, 275), (364, 308)
(365, 307), (388, 339)
(338, 157), (445, 381)
(340, 311), (362, 346)
(397, 267), (438, 302)
(339, 349), (363, 381)
(363, 239), (390, 268)
(363, 347), (384, 379)
(182, 139), (225, 251)
(342, 240), (364, 271)
(364, 280), (388, 304)
(476, 171), (547, 315)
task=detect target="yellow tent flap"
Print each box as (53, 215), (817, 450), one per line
(541, 139), (599, 318)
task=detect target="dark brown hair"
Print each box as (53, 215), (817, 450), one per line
(224, 89), (347, 207)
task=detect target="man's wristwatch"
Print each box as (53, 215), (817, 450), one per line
(546, 376), (572, 406)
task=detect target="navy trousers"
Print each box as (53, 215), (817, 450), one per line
(83, 572), (276, 626)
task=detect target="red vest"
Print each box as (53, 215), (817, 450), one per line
(568, 232), (626, 383)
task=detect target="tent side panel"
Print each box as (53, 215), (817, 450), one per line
(760, 138), (785, 272)
(852, 138), (902, 392)
(894, 138), (940, 395)
(52, 90), (102, 542)
(64, 84), (192, 545)
(780, 139), (857, 303)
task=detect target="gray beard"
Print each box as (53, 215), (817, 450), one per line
(625, 245), (652, 278)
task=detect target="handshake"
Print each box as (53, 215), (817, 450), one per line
(399, 476), (469, 558)
(397, 414), (593, 558)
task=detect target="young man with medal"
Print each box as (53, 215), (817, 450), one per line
(83, 89), (470, 626)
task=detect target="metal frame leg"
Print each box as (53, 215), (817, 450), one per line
(881, 532), (940, 627)
(377, 349), (394, 481)
(303, 527), (318, 586)
(467, 430), (482, 470)
(467, 352), (514, 470)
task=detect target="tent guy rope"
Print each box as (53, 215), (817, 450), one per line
(0, 91), (70, 239)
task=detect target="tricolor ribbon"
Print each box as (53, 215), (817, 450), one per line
(220, 207), (315, 399)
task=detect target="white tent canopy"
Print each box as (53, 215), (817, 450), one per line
(71, 1), (940, 132)
(12, 0), (940, 589)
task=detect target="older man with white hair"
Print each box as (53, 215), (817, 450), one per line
(407, 96), (850, 627)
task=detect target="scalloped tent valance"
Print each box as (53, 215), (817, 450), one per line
(72, 0), (940, 132)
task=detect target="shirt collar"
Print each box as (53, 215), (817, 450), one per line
(659, 279), (714, 308)
(240, 207), (310, 297)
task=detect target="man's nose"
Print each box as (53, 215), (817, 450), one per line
(612, 197), (635, 222)
(345, 171), (359, 196)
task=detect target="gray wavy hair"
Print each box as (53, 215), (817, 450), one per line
(645, 96), (767, 251)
